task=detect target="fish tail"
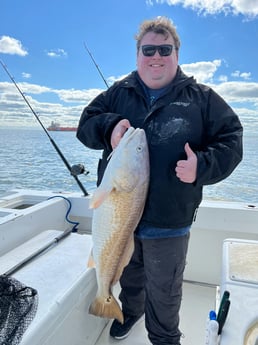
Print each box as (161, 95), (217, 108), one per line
(89, 294), (124, 324)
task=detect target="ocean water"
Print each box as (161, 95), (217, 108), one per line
(0, 127), (257, 204)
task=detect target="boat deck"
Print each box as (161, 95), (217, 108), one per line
(95, 281), (218, 345)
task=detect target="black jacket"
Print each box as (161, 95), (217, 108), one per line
(77, 67), (243, 228)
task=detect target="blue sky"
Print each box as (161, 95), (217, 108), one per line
(0, 0), (258, 131)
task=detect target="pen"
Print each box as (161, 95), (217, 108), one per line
(217, 290), (230, 322)
(217, 299), (231, 335)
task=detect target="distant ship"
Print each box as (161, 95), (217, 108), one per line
(47, 121), (77, 132)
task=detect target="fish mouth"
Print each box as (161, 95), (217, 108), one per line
(121, 127), (144, 142)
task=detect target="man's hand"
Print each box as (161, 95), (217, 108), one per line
(175, 143), (197, 183)
(111, 119), (131, 149)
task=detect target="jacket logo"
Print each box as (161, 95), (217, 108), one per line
(170, 101), (190, 107)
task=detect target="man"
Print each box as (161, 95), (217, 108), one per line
(77, 16), (243, 345)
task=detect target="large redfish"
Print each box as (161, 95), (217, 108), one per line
(89, 127), (149, 323)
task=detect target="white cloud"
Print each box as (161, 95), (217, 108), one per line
(213, 81), (258, 103)
(15, 82), (52, 95)
(0, 81), (104, 127)
(22, 72), (31, 79)
(107, 73), (129, 86)
(180, 61), (257, 105)
(46, 48), (68, 58)
(232, 70), (241, 77)
(231, 70), (251, 79)
(147, 0), (258, 18)
(181, 59), (221, 83)
(240, 72), (251, 80)
(0, 87), (83, 127)
(218, 75), (228, 82)
(0, 36), (28, 56)
(1, 59), (258, 128)
(55, 88), (103, 103)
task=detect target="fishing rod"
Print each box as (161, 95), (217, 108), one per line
(83, 42), (109, 88)
(0, 59), (89, 196)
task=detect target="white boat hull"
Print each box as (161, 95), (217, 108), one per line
(0, 189), (257, 344)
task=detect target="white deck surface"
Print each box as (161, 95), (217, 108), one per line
(95, 282), (217, 345)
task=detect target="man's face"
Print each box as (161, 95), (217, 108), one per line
(137, 32), (178, 89)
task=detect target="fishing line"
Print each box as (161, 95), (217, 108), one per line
(0, 59), (89, 196)
(83, 42), (109, 88)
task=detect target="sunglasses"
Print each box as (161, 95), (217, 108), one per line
(141, 44), (174, 57)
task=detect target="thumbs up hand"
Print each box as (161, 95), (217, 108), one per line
(175, 143), (197, 183)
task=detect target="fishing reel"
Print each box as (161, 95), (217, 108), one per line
(70, 164), (89, 177)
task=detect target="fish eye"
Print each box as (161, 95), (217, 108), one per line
(136, 146), (142, 152)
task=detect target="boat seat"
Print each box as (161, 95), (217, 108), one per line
(0, 230), (108, 345)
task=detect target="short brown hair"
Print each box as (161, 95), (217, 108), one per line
(135, 16), (180, 52)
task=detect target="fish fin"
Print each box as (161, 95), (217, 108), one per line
(87, 248), (95, 268)
(111, 234), (135, 286)
(89, 186), (113, 209)
(89, 293), (124, 324)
